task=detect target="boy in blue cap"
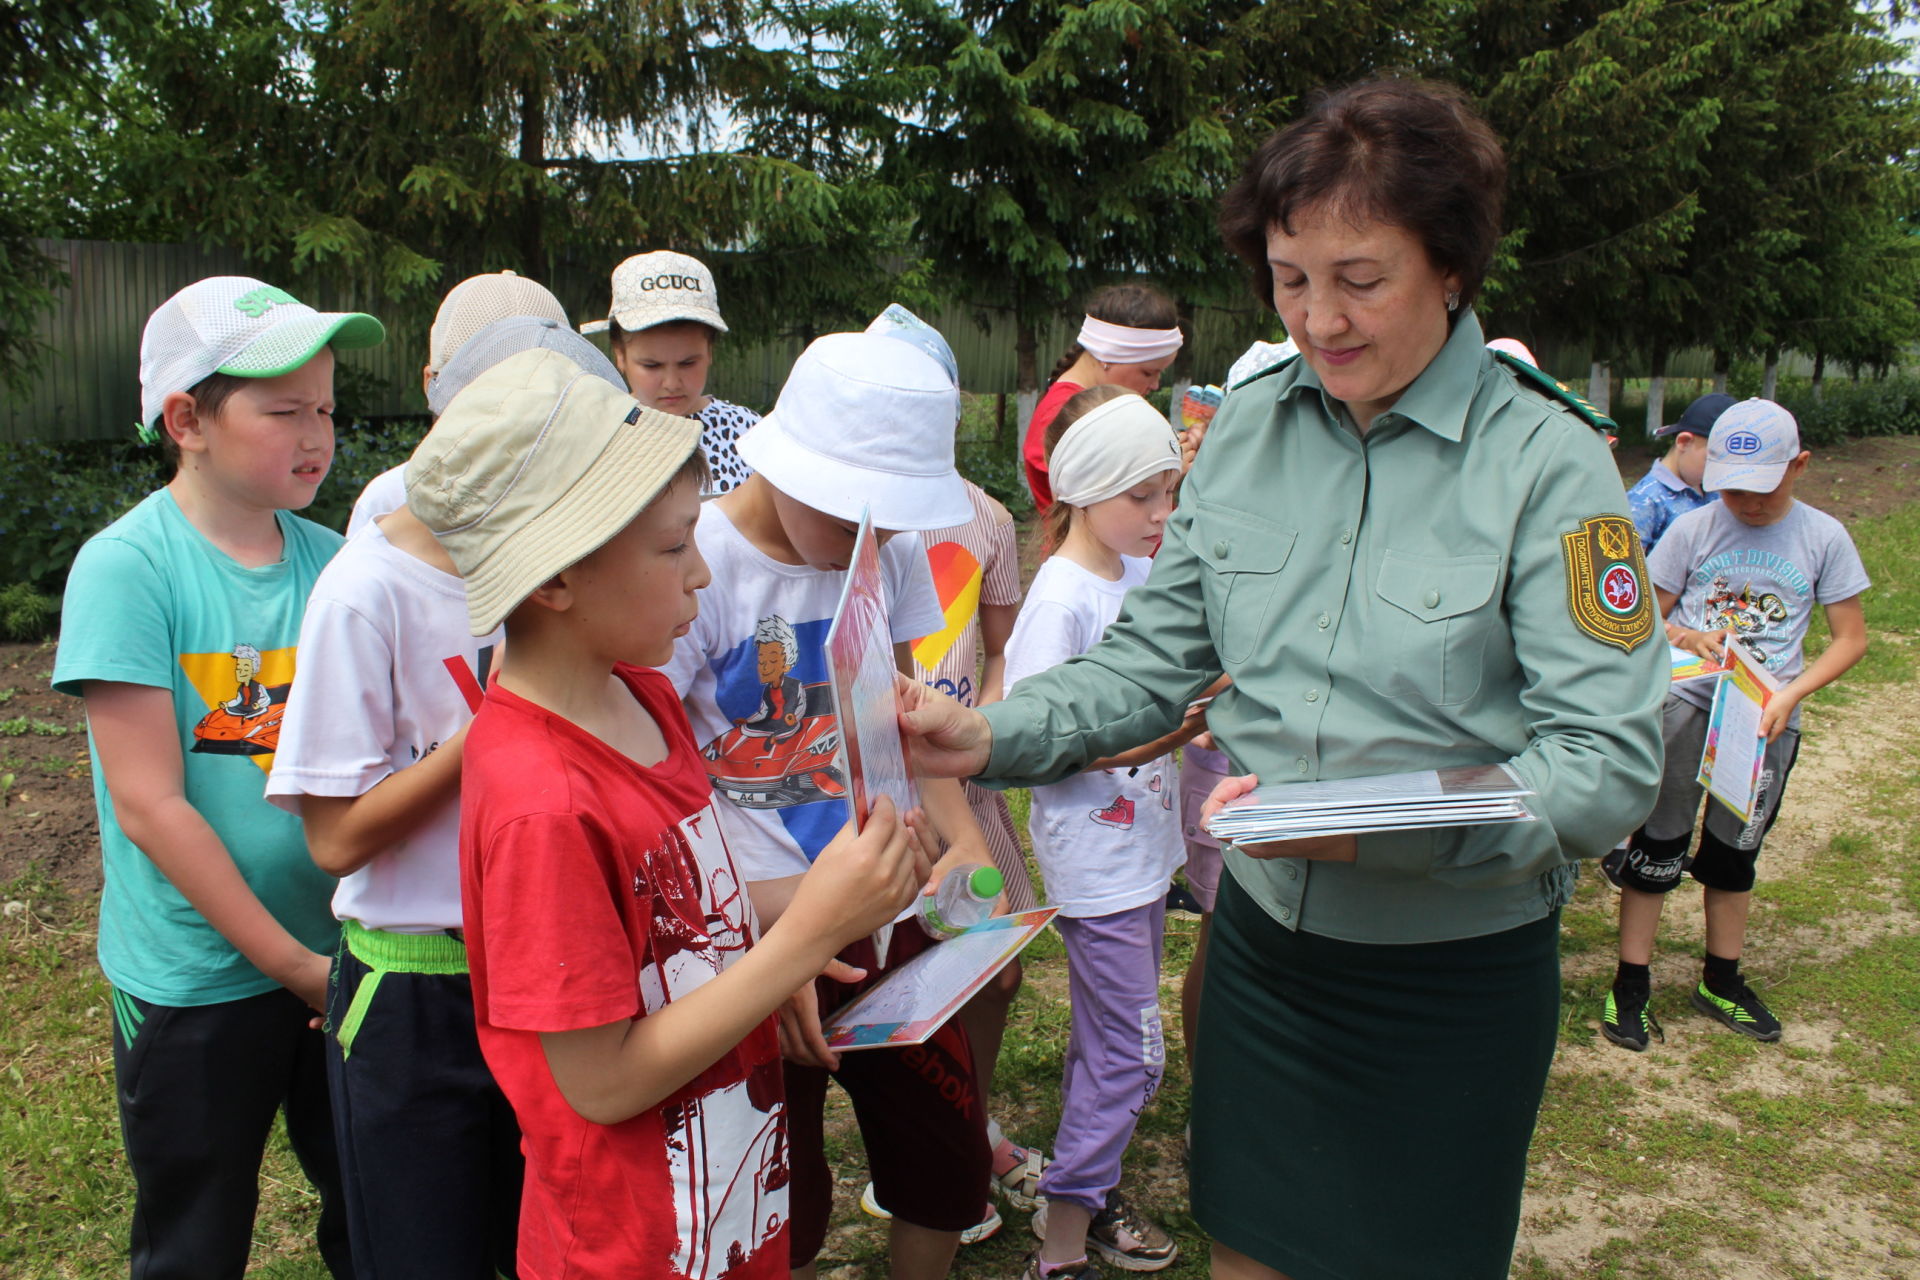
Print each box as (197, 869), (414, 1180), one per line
(1626, 392), (1733, 552)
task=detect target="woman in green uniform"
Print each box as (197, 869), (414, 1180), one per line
(902, 79), (1666, 1279)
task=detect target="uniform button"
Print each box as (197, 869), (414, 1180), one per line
(1316, 612), (1331, 629)
(1296, 757), (1310, 774)
(1424, 589), (1441, 609)
(1214, 540), (1231, 559)
(1284, 863), (1298, 880)
(1304, 689), (1319, 703)
(1278, 905), (1293, 921)
(1339, 529), (1353, 544)
(1185, 824), (1197, 837)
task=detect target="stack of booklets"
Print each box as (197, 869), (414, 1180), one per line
(1205, 763), (1538, 844)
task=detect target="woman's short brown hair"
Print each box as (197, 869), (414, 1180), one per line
(1218, 78), (1507, 315)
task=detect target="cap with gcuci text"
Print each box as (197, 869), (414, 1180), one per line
(581, 251), (728, 337)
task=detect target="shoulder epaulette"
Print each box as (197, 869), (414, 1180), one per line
(1492, 351), (1616, 441)
(1227, 352), (1301, 393)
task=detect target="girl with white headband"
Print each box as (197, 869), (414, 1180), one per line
(1022, 283), (1183, 512)
(1004, 387), (1199, 1280)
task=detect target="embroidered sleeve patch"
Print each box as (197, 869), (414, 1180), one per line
(1561, 515), (1654, 652)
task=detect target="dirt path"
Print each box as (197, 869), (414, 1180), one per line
(1520, 635), (1920, 1275)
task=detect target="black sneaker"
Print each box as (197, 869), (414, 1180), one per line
(1164, 880), (1204, 922)
(1601, 984), (1663, 1052)
(1691, 979), (1782, 1042)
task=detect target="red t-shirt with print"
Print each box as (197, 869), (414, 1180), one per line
(461, 665), (788, 1280)
(1022, 378), (1087, 513)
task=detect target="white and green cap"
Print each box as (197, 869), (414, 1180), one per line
(140, 276), (385, 428)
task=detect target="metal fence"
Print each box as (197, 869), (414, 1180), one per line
(2, 239), (1293, 443)
(2, 237), (1827, 444)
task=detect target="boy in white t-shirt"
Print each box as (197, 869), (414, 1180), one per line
(266, 321), (629, 1275)
(661, 331), (999, 1276)
(345, 270), (583, 537)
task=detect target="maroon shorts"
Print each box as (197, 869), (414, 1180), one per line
(785, 927), (991, 1264)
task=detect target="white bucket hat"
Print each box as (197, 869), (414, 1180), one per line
(405, 348), (702, 636)
(736, 333), (971, 532)
(581, 251), (728, 337)
(140, 277), (384, 427)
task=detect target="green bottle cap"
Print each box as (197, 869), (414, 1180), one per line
(968, 866), (1004, 899)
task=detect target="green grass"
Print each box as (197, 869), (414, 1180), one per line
(5, 503), (1918, 1278)
(0, 717), (72, 738)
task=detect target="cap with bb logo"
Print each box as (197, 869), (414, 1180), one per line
(580, 250), (728, 337)
(140, 276), (385, 428)
(1702, 398), (1801, 494)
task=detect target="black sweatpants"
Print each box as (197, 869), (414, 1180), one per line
(109, 985), (351, 1279)
(326, 941), (523, 1278)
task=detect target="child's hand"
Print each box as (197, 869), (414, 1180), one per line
(282, 949), (332, 1017)
(1671, 625), (1728, 662)
(1199, 772), (1357, 863)
(775, 980), (841, 1071)
(785, 795), (930, 952)
(1759, 690), (1800, 742)
(896, 675), (993, 778)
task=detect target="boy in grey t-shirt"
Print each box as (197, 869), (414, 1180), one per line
(1602, 400), (1869, 1052)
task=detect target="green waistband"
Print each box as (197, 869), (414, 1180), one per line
(342, 918), (469, 975)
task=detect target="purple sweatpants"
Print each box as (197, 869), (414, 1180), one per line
(1040, 898), (1168, 1212)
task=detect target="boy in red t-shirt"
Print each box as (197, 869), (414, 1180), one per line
(408, 346), (929, 1280)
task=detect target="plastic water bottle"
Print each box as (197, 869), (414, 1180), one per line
(917, 864), (1005, 939)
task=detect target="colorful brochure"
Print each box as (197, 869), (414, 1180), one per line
(824, 508), (919, 832)
(822, 908), (1059, 1050)
(1697, 643), (1783, 824)
(1670, 643), (1734, 684)
(1204, 763), (1537, 844)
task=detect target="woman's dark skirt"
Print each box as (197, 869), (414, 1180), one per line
(1190, 864), (1562, 1280)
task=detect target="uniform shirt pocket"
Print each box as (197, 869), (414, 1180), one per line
(1187, 506), (1297, 665)
(1363, 550), (1504, 705)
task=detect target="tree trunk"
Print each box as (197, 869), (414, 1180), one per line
(518, 73), (546, 276)
(1645, 347), (1668, 439)
(1811, 351), (1826, 402)
(1711, 348), (1730, 394)
(996, 392), (1009, 445)
(1588, 360), (1610, 415)
(1762, 348), (1780, 400)
(1014, 312), (1040, 472)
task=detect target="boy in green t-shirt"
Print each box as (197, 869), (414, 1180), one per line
(53, 276), (383, 1277)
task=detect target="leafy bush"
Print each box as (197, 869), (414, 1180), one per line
(0, 418), (430, 606)
(957, 393), (1030, 518)
(1773, 376), (1920, 448)
(304, 417), (431, 533)
(0, 583), (54, 639)
(0, 439), (167, 600)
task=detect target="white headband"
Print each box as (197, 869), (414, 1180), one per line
(1078, 315), (1184, 365)
(1051, 394), (1183, 508)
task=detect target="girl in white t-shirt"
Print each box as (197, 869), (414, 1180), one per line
(1005, 388), (1195, 1279)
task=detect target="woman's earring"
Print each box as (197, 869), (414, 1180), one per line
(1446, 291), (1461, 313)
